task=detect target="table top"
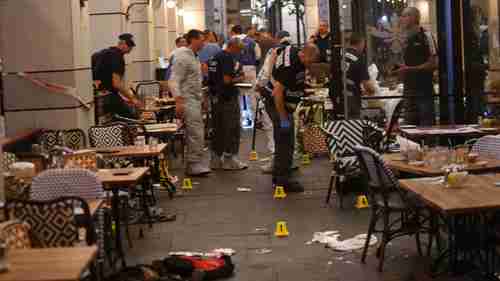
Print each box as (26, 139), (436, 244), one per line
(0, 246), (97, 281)
(92, 144), (167, 158)
(399, 174), (500, 214)
(384, 153), (500, 177)
(399, 125), (498, 140)
(96, 167), (149, 187)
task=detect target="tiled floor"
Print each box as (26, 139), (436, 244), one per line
(124, 131), (474, 281)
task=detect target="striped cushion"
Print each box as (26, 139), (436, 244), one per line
(324, 120), (381, 157)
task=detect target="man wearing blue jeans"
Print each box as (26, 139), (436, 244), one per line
(263, 44), (319, 192)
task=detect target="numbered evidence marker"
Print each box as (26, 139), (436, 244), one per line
(182, 178), (193, 190)
(273, 186), (287, 199)
(249, 150), (258, 161)
(355, 195), (369, 209)
(275, 221), (289, 237)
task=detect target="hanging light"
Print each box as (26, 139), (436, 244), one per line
(166, 0), (176, 9)
(177, 8), (184, 16)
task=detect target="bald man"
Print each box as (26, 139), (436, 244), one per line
(311, 21), (332, 63)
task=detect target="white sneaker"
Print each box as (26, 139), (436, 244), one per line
(186, 163), (211, 176)
(222, 155), (248, 171)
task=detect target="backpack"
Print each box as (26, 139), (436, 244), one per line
(161, 255), (235, 281)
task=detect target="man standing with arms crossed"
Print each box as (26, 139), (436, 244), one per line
(171, 30), (210, 176)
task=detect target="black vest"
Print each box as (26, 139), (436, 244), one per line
(403, 28), (434, 91)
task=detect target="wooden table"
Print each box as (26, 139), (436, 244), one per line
(96, 167), (150, 188)
(93, 144), (167, 158)
(384, 153), (500, 177)
(399, 125), (498, 141)
(96, 167), (150, 267)
(0, 246), (97, 281)
(400, 174), (500, 276)
(400, 174), (500, 214)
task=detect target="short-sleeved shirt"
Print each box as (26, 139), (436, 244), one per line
(198, 43), (222, 64)
(268, 46), (306, 103)
(403, 28), (436, 92)
(314, 33), (332, 63)
(208, 50), (240, 100)
(94, 47), (125, 92)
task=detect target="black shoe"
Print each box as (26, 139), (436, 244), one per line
(286, 181), (304, 193)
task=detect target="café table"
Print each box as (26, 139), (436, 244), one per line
(399, 174), (500, 277)
(92, 143), (167, 159)
(96, 167), (150, 268)
(383, 153), (500, 177)
(399, 125), (499, 142)
(0, 246), (97, 281)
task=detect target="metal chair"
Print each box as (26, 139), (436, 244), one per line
(322, 119), (383, 208)
(354, 145), (437, 272)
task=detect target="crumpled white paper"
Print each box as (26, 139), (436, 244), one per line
(308, 231), (378, 252)
(169, 248), (236, 257)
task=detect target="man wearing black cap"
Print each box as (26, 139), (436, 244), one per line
(92, 33), (141, 118)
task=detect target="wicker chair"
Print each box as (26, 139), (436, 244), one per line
(354, 145), (437, 272)
(322, 119), (383, 208)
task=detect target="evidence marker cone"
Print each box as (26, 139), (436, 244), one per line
(182, 178), (193, 190)
(355, 195), (369, 209)
(275, 221), (289, 237)
(249, 150), (258, 161)
(273, 186), (287, 199)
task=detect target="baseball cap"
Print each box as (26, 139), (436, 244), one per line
(119, 33), (136, 47)
(276, 31), (291, 40)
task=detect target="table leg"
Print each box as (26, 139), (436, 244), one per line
(111, 187), (126, 268)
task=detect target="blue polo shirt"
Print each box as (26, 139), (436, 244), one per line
(198, 43), (222, 64)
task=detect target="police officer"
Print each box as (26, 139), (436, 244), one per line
(171, 30), (210, 176)
(396, 7), (438, 126)
(263, 44), (319, 192)
(208, 38), (248, 171)
(92, 33), (141, 119)
(344, 33), (376, 119)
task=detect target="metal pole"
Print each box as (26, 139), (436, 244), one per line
(329, 0), (343, 120)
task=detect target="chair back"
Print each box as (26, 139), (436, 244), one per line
(324, 120), (381, 158)
(38, 129), (86, 152)
(88, 122), (130, 148)
(384, 99), (407, 152)
(31, 168), (103, 201)
(136, 82), (161, 110)
(354, 145), (404, 206)
(5, 197), (93, 247)
(472, 135), (500, 160)
(0, 220), (32, 250)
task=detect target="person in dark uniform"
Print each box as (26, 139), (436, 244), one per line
(263, 44), (319, 192)
(207, 38), (248, 171)
(92, 33), (141, 119)
(396, 7), (438, 126)
(344, 33), (376, 119)
(310, 21), (332, 63)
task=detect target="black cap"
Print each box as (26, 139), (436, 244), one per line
(119, 33), (136, 47)
(276, 31), (290, 40)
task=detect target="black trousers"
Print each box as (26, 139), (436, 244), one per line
(404, 87), (436, 126)
(263, 96), (295, 186)
(212, 95), (241, 156)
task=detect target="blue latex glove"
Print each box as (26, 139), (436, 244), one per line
(280, 119), (291, 129)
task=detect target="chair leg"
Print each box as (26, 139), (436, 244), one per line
(336, 177), (344, 209)
(415, 210), (423, 256)
(326, 173), (336, 204)
(362, 208), (378, 264)
(378, 211), (390, 272)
